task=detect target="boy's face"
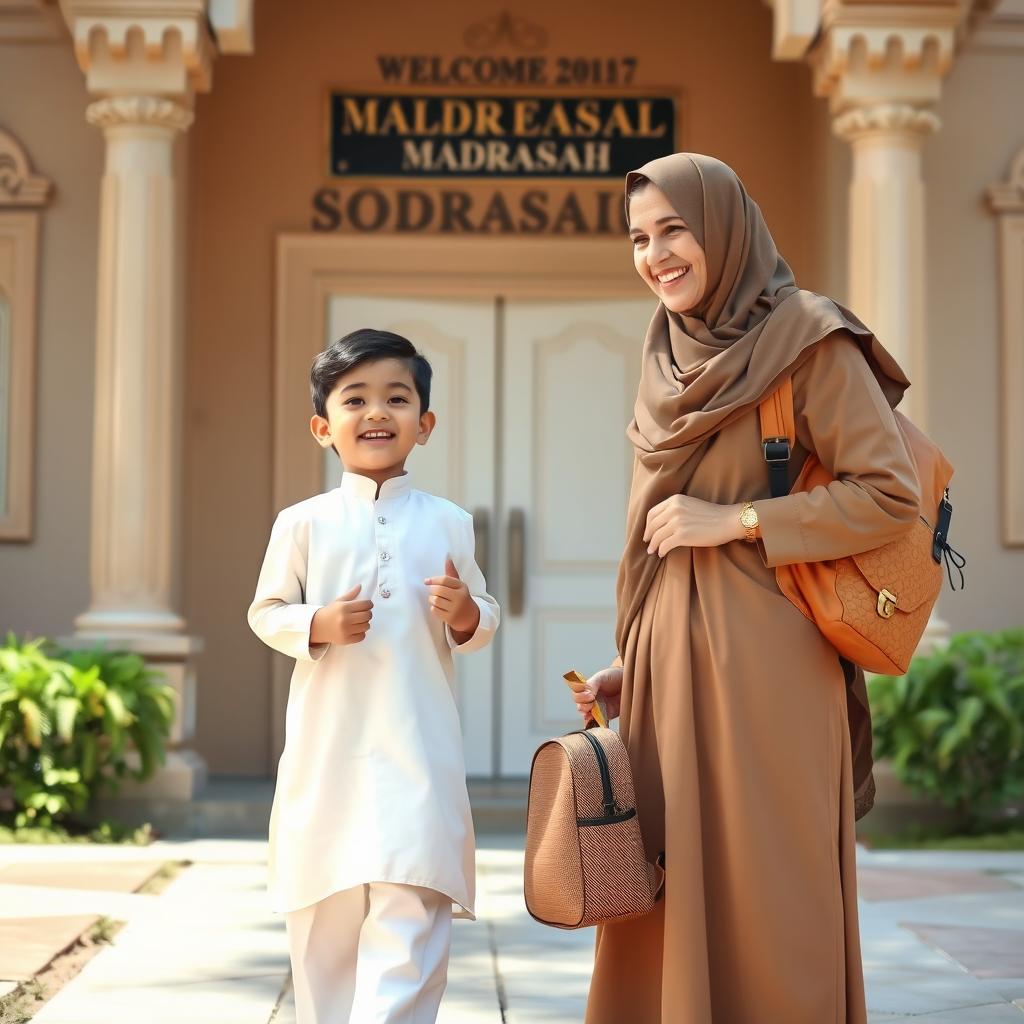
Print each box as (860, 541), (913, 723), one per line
(311, 357), (435, 482)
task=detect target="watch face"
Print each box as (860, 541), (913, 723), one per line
(740, 507), (758, 528)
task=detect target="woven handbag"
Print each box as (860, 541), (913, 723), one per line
(524, 718), (664, 930)
(758, 379), (965, 676)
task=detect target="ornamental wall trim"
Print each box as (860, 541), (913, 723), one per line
(987, 146), (1024, 213)
(0, 128), (54, 208)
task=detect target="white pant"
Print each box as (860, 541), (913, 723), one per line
(285, 882), (453, 1024)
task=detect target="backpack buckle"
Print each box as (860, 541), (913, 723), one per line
(763, 438), (791, 464)
(876, 589), (898, 619)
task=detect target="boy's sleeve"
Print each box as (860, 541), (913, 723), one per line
(446, 511), (500, 654)
(247, 512), (329, 663)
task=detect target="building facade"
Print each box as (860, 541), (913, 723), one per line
(0, 0), (1022, 804)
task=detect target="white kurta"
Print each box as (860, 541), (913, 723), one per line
(248, 471), (499, 918)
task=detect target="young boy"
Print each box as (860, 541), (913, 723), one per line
(248, 329), (499, 1024)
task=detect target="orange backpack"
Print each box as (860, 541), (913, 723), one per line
(758, 379), (964, 676)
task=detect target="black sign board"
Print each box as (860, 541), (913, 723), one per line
(329, 93), (676, 179)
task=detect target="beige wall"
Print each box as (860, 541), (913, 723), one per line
(0, 39), (102, 643)
(185, 0), (826, 775)
(921, 46), (1024, 632)
(0, 6), (1012, 798)
(6, 5), (1016, 783)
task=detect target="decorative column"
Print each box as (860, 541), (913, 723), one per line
(766, 3), (974, 658)
(75, 95), (193, 637)
(831, 104), (939, 425)
(812, 8), (967, 652)
(810, 9), (962, 428)
(56, 1), (248, 811)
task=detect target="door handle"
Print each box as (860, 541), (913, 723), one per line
(508, 508), (525, 616)
(472, 507), (490, 581)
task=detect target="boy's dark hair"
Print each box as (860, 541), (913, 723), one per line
(310, 328), (432, 417)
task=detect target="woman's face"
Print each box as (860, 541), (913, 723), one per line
(628, 183), (707, 314)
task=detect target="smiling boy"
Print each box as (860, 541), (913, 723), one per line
(248, 328), (499, 1024)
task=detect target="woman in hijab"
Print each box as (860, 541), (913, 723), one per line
(572, 153), (920, 1023)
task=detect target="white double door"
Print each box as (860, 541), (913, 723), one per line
(326, 294), (648, 776)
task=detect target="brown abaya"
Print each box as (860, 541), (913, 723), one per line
(585, 155), (920, 1024)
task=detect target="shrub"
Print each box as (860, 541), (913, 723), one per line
(0, 635), (176, 829)
(869, 629), (1024, 830)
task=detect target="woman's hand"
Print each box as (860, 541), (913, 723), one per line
(644, 496), (745, 556)
(573, 666), (624, 725)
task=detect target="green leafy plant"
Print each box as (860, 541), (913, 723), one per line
(0, 635), (176, 830)
(869, 629), (1024, 830)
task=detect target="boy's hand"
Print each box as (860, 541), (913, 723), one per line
(310, 585), (373, 646)
(425, 558), (480, 642)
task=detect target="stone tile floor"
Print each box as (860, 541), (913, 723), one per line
(0, 836), (1022, 1022)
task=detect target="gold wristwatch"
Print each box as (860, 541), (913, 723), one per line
(739, 501), (759, 543)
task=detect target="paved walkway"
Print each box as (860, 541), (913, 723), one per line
(1, 836), (1022, 1022)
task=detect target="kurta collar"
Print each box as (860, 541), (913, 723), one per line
(340, 471), (412, 503)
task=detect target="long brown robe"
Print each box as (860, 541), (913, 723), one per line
(588, 337), (920, 1024)
(587, 156), (921, 1024)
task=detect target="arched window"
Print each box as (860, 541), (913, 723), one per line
(987, 147), (1024, 548)
(0, 129), (53, 540)
(0, 290), (10, 518)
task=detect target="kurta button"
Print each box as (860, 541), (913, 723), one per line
(378, 516), (387, 525)
(380, 552), (390, 562)
(380, 587), (391, 599)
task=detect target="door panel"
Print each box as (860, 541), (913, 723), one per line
(324, 296), (497, 775)
(499, 298), (650, 775)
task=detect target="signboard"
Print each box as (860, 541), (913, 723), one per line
(329, 93), (675, 179)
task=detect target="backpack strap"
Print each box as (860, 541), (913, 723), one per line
(758, 379), (796, 499)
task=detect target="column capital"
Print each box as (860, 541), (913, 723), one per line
(833, 102), (941, 143)
(808, 3), (966, 115)
(60, 0), (217, 100)
(86, 94), (194, 133)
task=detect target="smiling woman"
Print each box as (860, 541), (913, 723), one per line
(575, 153), (919, 1024)
(627, 179), (707, 314)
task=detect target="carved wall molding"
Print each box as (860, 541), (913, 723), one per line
(964, 0), (1024, 53)
(0, 0), (66, 42)
(86, 94), (194, 132)
(463, 10), (548, 51)
(207, 0), (253, 55)
(986, 145), (1024, 546)
(988, 146), (1024, 212)
(762, 0), (823, 60)
(0, 128), (55, 208)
